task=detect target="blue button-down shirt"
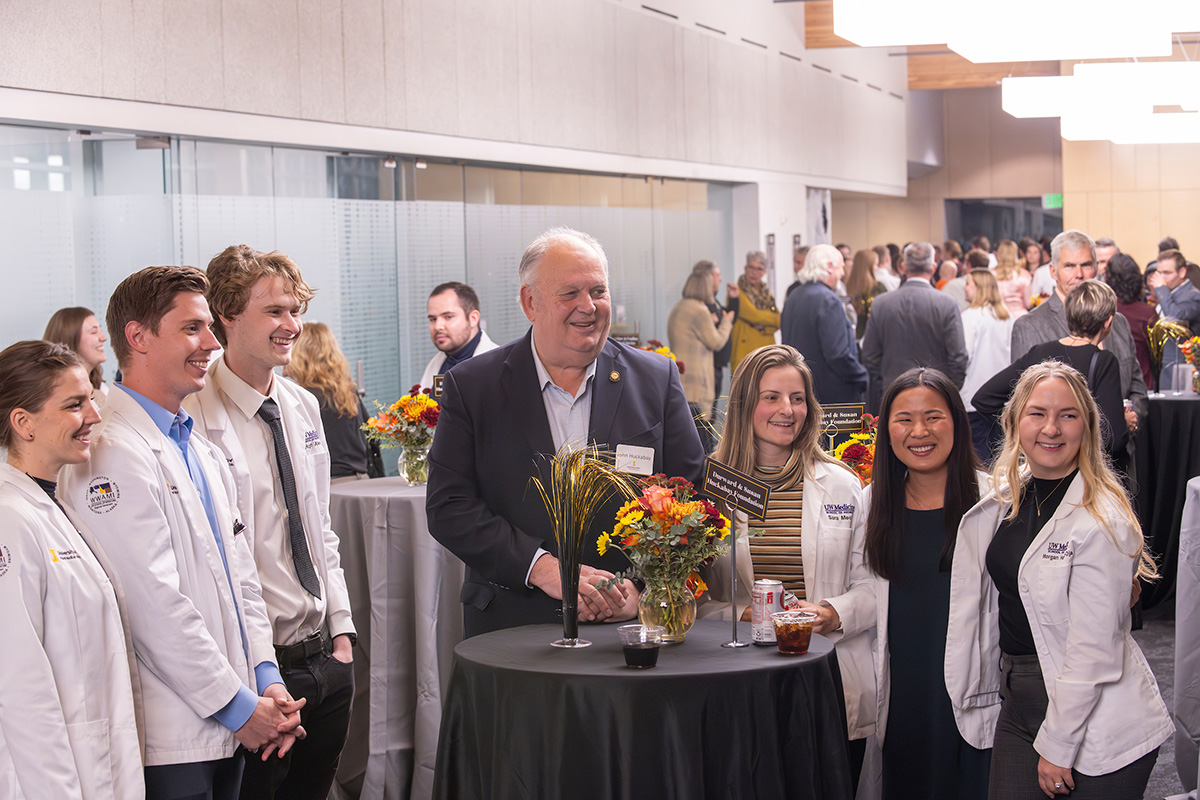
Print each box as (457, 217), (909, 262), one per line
(115, 384), (281, 730)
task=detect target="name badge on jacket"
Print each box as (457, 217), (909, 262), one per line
(615, 444), (654, 475)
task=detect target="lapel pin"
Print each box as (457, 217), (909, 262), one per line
(609, 370), (621, 383)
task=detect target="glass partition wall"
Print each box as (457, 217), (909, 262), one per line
(0, 124), (735, 433)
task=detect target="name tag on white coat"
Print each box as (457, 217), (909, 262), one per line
(615, 445), (654, 475)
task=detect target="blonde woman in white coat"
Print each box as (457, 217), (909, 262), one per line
(946, 361), (1170, 799)
(860, 367), (990, 800)
(704, 344), (876, 792)
(0, 340), (143, 799)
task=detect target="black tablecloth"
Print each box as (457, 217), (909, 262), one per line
(1135, 396), (1200, 609)
(433, 620), (852, 800)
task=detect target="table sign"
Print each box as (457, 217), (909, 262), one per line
(431, 375), (444, 398)
(823, 403), (865, 451)
(610, 333), (641, 348)
(703, 458), (772, 648)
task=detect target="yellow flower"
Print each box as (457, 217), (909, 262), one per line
(597, 531), (610, 555)
(619, 509), (644, 526)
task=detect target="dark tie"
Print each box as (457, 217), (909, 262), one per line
(256, 398), (322, 598)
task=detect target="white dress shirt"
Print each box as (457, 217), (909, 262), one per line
(212, 367), (326, 645)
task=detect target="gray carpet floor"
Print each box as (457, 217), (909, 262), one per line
(1135, 608), (1187, 799)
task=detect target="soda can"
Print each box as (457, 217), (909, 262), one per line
(751, 579), (784, 645)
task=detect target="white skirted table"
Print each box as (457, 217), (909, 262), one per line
(330, 478), (465, 800)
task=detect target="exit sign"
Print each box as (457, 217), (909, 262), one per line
(1042, 193), (1063, 210)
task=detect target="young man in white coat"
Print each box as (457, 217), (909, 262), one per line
(185, 245), (356, 800)
(60, 266), (305, 800)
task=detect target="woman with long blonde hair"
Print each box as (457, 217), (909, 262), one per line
(992, 240), (1032, 318)
(947, 361), (1170, 799)
(286, 322), (380, 482)
(961, 269), (1014, 462)
(706, 344), (875, 791)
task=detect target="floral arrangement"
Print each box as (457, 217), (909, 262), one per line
(1181, 335), (1200, 369)
(831, 413), (877, 485)
(1029, 293), (1050, 308)
(362, 385), (440, 450)
(597, 475), (730, 599)
(641, 339), (685, 375)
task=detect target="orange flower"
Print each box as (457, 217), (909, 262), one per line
(642, 485), (675, 516)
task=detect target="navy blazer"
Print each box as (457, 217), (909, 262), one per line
(426, 330), (706, 638)
(781, 280), (868, 404)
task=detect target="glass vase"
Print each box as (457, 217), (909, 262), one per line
(638, 582), (697, 644)
(398, 443), (430, 485)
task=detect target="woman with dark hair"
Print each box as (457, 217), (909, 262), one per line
(1105, 253), (1157, 390)
(285, 321), (382, 482)
(860, 367), (990, 799)
(0, 340), (142, 797)
(43, 306), (109, 398)
(706, 344), (875, 790)
(948, 361), (1170, 799)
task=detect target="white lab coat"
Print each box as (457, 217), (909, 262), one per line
(945, 474), (1173, 775)
(0, 464), (143, 799)
(702, 458), (877, 740)
(59, 387), (277, 767)
(184, 358), (355, 638)
(417, 330), (499, 392)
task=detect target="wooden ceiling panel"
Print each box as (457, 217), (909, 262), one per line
(908, 52), (1060, 90)
(804, 1), (856, 49)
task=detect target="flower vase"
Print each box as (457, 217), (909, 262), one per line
(638, 583), (697, 643)
(398, 444), (430, 485)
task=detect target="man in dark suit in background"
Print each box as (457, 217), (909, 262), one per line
(781, 243), (867, 404)
(426, 227), (707, 638)
(861, 241), (968, 410)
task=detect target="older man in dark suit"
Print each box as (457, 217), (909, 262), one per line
(426, 227), (706, 638)
(781, 243), (867, 404)
(861, 241), (968, 410)
(1011, 230), (1148, 425)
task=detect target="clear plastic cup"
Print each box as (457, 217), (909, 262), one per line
(617, 624), (665, 668)
(771, 610), (817, 655)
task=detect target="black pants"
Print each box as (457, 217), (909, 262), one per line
(146, 756), (244, 800)
(989, 653), (1158, 800)
(240, 649), (356, 800)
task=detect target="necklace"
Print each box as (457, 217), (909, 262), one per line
(1033, 474), (1072, 517)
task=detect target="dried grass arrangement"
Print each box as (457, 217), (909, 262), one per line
(530, 444), (638, 648)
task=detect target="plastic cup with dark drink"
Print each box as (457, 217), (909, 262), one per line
(618, 624), (664, 669)
(771, 610), (817, 655)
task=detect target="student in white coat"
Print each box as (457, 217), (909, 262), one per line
(185, 245), (357, 799)
(946, 361), (1171, 799)
(0, 340), (142, 799)
(59, 266), (305, 800)
(418, 282), (498, 392)
(702, 344), (876, 793)
(859, 367), (990, 800)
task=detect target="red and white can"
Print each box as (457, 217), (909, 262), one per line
(751, 579), (784, 645)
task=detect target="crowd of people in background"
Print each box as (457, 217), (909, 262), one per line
(2, 223), (1193, 800)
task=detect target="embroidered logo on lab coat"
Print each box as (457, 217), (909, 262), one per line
(823, 503), (855, 523)
(304, 429), (321, 451)
(49, 548), (81, 563)
(86, 476), (120, 514)
(1042, 541), (1073, 562)
(0, 543), (10, 577)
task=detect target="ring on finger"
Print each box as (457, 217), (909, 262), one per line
(1054, 782), (1063, 789)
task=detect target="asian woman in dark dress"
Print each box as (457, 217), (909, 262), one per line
(860, 367), (991, 799)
